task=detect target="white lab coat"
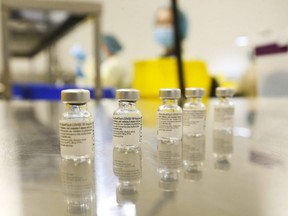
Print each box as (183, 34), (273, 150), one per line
(84, 55), (131, 88)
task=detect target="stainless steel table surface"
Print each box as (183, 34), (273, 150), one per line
(0, 98), (288, 216)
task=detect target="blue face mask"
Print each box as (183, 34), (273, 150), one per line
(154, 26), (174, 48)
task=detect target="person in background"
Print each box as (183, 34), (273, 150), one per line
(82, 35), (130, 88)
(100, 35), (130, 88)
(153, 6), (219, 96)
(70, 44), (87, 86)
(154, 6), (188, 57)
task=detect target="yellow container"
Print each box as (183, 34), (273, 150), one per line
(215, 74), (237, 89)
(133, 58), (211, 98)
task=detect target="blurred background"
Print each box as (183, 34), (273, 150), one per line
(0, 0), (288, 100)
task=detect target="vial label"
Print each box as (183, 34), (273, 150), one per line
(214, 107), (234, 125)
(113, 149), (142, 181)
(113, 116), (142, 147)
(59, 120), (94, 156)
(183, 109), (206, 135)
(157, 113), (182, 139)
(158, 140), (181, 170)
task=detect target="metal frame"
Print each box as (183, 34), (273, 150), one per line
(171, 0), (185, 103)
(1, 0), (102, 99)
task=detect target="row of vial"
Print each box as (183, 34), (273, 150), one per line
(113, 87), (234, 147)
(59, 87), (234, 160)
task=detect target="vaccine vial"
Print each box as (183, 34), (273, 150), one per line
(157, 88), (182, 176)
(59, 89), (94, 160)
(183, 88), (206, 137)
(213, 87), (234, 163)
(214, 87), (235, 132)
(157, 88), (182, 142)
(113, 89), (142, 150)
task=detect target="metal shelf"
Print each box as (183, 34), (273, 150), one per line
(1, 0), (102, 99)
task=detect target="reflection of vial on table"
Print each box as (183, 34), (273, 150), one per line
(61, 159), (95, 216)
(113, 147), (142, 204)
(213, 129), (233, 160)
(157, 140), (181, 191)
(59, 89), (94, 160)
(183, 88), (206, 137)
(113, 89), (142, 151)
(183, 135), (205, 181)
(214, 157), (231, 171)
(159, 171), (179, 192)
(157, 89), (182, 190)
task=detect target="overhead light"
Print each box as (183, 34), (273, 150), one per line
(235, 36), (249, 47)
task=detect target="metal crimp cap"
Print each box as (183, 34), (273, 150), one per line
(116, 89), (140, 101)
(159, 88), (181, 99)
(61, 89), (90, 104)
(185, 88), (205, 98)
(216, 87), (234, 97)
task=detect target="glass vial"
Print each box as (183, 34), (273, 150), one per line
(113, 89), (142, 151)
(214, 87), (235, 132)
(183, 88), (206, 137)
(157, 88), (182, 177)
(59, 89), (94, 160)
(213, 87), (234, 164)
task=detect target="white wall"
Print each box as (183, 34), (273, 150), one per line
(1, 0), (288, 80)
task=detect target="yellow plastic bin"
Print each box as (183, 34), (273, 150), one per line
(133, 58), (211, 98)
